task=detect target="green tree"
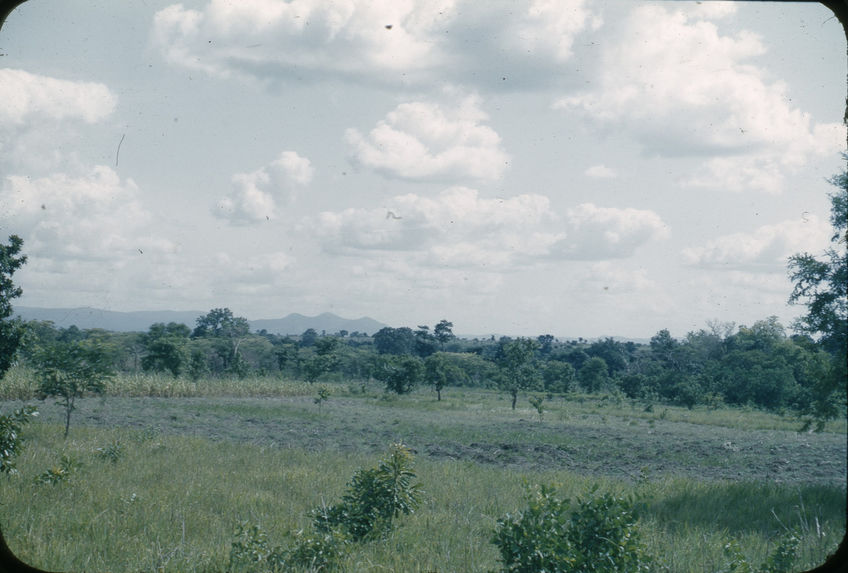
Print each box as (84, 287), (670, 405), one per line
(424, 352), (467, 400)
(0, 237), (37, 476)
(542, 361), (576, 393)
(141, 322), (190, 377)
(0, 235), (27, 378)
(193, 308), (251, 375)
(433, 319), (455, 345)
(787, 166), (847, 430)
(496, 338), (541, 409)
(373, 355), (423, 394)
(302, 336), (340, 383)
(414, 325), (438, 358)
(373, 326), (416, 355)
(299, 328), (318, 348)
(578, 357), (609, 393)
(35, 341), (114, 438)
(537, 334), (555, 356)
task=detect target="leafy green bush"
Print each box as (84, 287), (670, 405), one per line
(313, 442), (421, 541)
(228, 444), (421, 571)
(285, 529), (346, 572)
(528, 395), (545, 422)
(0, 405), (37, 474)
(228, 521), (286, 572)
(492, 484), (572, 572)
(720, 534), (799, 573)
(493, 484), (654, 573)
(35, 454), (77, 485)
(95, 440), (124, 464)
(228, 521), (344, 573)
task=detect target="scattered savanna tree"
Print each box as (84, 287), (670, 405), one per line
(496, 338), (541, 410)
(787, 164), (847, 431)
(373, 354), (423, 394)
(34, 341), (114, 438)
(424, 352), (467, 400)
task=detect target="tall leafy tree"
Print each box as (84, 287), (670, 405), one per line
(142, 322), (191, 377)
(0, 235), (27, 378)
(433, 320), (455, 345)
(193, 308), (251, 375)
(424, 352), (466, 401)
(373, 327), (416, 355)
(373, 355), (423, 394)
(496, 338), (541, 409)
(787, 166), (848, 430)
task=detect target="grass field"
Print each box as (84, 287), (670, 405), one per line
(1, 374), (845, 572)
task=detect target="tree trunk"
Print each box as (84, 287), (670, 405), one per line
(511, 390), (517, 410)
(63, 395), (73, 439)
(437, 388), (441, 401)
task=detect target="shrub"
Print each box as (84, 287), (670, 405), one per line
(95, 440), (124, 464)
(35, 454), (77, 485)
(493, 484), (654, 573)
(0, 405), (37, 474)
(228, 521), (286, 572)
(720, 534), (799, 573)
(285, 529), (346, 572)
(313, 442), (421, 541)
(492, 484), (572, 572)
(528, 395), (545, 422)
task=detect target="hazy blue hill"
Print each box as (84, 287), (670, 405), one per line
(251, 313), (386, 336)
(14, 306), (386, 335)
(14, 307), (203, 332)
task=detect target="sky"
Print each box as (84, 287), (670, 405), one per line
(0, 0), (845, 339)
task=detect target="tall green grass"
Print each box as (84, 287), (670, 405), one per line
(2, 422), (843, 572)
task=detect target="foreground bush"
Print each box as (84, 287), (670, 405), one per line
(229, 443), (421, 571)
(312, 442), (422, 541)
(492, 484), (655, 572)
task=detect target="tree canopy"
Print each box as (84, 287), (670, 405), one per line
(0, 235), (27, 378)
(787, 165), (847, 430)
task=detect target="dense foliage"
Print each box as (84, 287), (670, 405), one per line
(787, 166), (847, 430)
(0, 235), (26, 379)
(492, 484), (654, 573)
(228, 443), (421, 572)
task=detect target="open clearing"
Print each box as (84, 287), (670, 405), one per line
(18, 387), (846, 485)
(2, 385), (845, 572)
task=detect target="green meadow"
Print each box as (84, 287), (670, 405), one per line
(1, 374), (845, 572)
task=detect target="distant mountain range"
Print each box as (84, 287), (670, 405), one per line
(13, 306), (387, 336)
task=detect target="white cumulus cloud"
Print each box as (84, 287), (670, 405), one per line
(0, 69), (118, 173)
(152, 0), (601, 87)
(0, 68), (116, 126)
(550, 203), (670, 260)
(153, 0), (455, 82)
(313, 188), (668, 266)
(585, 164), (617, 179)
(346, 94), (509, 182)
(214, 151), (313, 225)
(556, 4), (845, 193)
(0, 166), (171, 261)
(682, 216), (831, 270)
